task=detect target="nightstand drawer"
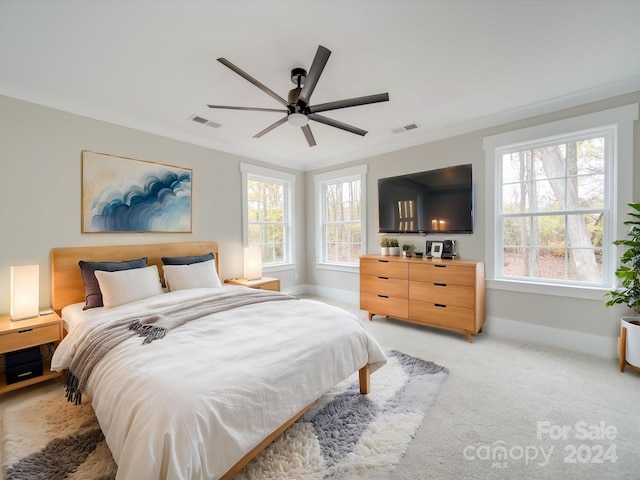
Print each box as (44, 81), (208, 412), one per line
(0, 324), (60, 354)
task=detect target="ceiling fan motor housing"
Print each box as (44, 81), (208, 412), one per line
(290, 68), (307, 86)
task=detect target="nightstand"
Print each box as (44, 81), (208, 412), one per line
(0, 312), (63, 394)
(224, 277), (280, 292)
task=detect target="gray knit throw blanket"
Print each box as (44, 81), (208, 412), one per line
(65, 289), (296, 405)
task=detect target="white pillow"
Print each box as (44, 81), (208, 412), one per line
(94, 265), (163, 308)
(162, 259), (222, 291)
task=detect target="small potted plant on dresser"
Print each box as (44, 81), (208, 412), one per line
(402, 243), (416, 258)
(380, 237), (391, 256)
(388, 238), (400, 256)
(605, 203), (640, 372)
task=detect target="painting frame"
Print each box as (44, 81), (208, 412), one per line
(81, 150), (192, 233)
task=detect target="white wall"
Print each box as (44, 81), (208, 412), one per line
(0, 95), (305, 313)
(305, 91), (640, 356)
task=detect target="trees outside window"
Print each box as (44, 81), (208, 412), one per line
(485, 103), (639, 297)
(241, 163), (295, 267)
(499, 135), (606, 285)
(315, 165), (367, 269)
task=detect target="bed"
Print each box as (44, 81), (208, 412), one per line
(49, 241), (386, 480)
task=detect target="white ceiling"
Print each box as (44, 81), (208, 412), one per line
(1, 0), (639, 171)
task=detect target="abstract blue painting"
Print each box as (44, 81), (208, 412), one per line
(82, 151), (192, 233)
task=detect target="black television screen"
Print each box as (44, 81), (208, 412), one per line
(377, 164), (473, 234)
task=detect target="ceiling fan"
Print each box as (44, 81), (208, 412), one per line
(208, 45), (389, 147)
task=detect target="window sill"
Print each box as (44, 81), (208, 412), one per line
(487, 278), (609, 301)
(263, 264), (295, 273)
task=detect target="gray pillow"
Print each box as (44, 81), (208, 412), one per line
(79, 257), (148, 309)
(161, 252), (215, 265)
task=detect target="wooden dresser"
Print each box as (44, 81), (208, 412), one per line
(360, 255), (485, 342)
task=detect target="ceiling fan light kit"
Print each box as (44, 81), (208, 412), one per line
(209, 45), (389, 147)
(287, 113), (309, 127)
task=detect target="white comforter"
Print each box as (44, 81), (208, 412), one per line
(51, 286), (386, 480)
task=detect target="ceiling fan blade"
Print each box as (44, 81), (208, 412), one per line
(308, 113), (367, 136)
(298, 45), (331, 106)
(309, 93), (389, 114)
(217, 58), (289, 107)
(253, 116), (288, 138)
(302, 125), (316, 147)
(207, 104), (286, 113)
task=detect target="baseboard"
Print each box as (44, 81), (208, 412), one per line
(484, 315), (618, 359)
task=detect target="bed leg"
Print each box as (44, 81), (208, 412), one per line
(359, 364), (370, 394)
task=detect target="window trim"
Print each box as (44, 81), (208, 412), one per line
(483, 104), (637, 299)
(314, 164), (367, 272)
(240, 162), (296, 270)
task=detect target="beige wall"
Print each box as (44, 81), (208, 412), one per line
(306, 91), (640, 346)
(0, 95), (305, 313)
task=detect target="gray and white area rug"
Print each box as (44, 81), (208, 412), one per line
(1, 350), (448, 480)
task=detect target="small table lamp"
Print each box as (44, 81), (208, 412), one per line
(10, 264), (40, 321)
(243, 247), (262, 281)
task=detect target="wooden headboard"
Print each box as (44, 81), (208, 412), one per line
(51, 241), (219, 315)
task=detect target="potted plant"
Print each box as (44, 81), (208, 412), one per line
(605, 203), (640, 371)
(388, 238), (401, 256)
(402, 243), (416, 258)
(380, 237), (391, 256)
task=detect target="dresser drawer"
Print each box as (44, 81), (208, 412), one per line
(0, 324), (60, 354)
(360, 293), (408, 319)
(409, 301), (476, 331)
(360, 258), (408, 279)
(409, 281), (475, 309)
(409, 263), (476, 286)
(361, 275), (407, 299)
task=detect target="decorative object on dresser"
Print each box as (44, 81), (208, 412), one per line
(402, 243), (416, 257)
(225, 276), (280, 292)
(0, 312), (63, 394)
(379, 237), (399, 256)
(9, 265), (40, 320)
(360, 254), (486, 342)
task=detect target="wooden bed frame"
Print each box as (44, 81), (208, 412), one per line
(50, 241), (370, 479)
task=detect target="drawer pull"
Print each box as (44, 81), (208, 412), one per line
(434, 303), (447, 308)
(434, 264), (446, 268)
(18, 329), (34, 334)
(434, 283), (447, 287)
(378, 259), (389, 263)
(378, 295), (389, 299)
(378, 276), (389, 280)
(18, 371), (33, 378)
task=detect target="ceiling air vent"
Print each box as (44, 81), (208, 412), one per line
(391, 123), (419, 134)
(189, 115), (221, 128)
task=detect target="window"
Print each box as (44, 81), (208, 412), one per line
(315, 165), (367, 270)
(241, 163), (295, 268)
(484, 104), (637, 298)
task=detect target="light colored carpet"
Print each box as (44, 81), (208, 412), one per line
(1, 350), (448, 480)
(338, 302), (640, 480)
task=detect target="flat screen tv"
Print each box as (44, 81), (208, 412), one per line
(378, 164), (473, 234)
